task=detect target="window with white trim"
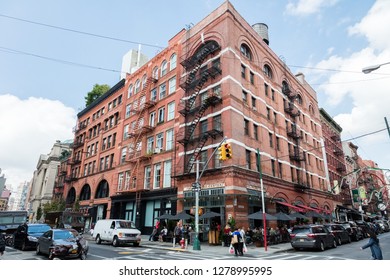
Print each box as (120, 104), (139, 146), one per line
(135, 79), (140, 94)
(161, 60), (167, 76)
(170, 53), (177, 71)
(144, 166), (151, 190)
(163, 160), (172, 188)
(147, 136), (154, 154)
(153, 163), (161, 189)
(166, 129), (174, 151)
(118, 173), (124, 190)
(121, 147), (127, 163)
(125, 104), (131, 118)
(149, 111), (156, 127)
(156, 132), (163, 149)
(159, 83), (166, 99)
(127, 84), (133, 98)
(167, 101), (175, 121)
(152, 67), (159, 80)
(158, 107), (165, 123)
(168, 76), (176, 94)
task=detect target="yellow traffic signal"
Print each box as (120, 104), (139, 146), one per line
(225, 143), (233, 159)
(218, 145), (226, 160)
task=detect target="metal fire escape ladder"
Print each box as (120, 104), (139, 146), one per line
(125, 77), (157, 192)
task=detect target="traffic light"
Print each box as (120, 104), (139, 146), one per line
(225, 143), (233, 159)
(218, 145), (226, 160)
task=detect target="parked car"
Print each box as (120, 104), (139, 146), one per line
(335, 221), (363, 241)
(13, 223), (51, 250)
(374, 220), (390, 233)
(36, 229), (88, 260)
(92, 219), (141, 247)
(290, 224), (337, 251)
(324, 223), (351, 245)
(355, 221), (370, 238)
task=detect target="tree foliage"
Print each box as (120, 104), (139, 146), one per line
(42, 198), (66, 215)
(85, 84), (111, 107)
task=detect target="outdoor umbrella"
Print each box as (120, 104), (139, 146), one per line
(172, 211), (194, 220)
(156, 213), (174, 220)
(199, 211), (221, 219)
(289, 212), (307, 219)
(273, 212), (295, 221)
(247, 211), (277, 220)
(305, 211), (325, 219)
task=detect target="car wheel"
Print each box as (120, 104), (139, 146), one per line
(79, 251), (87, 260)
(96, 235), (102, 244)
(36, 244), (41, 255)
(112, 236), (119, 247)
(133, 242), (140, 247)
(332, 239), (337, 248)
(319, 241), (325, 251)
(337, 237), (342, 245)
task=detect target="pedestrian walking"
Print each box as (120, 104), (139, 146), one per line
(231, 228), (243, 256)
(360, 230), (383, 260)
(0, 233), (6, 257)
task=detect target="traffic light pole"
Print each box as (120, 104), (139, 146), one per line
(193, 136), (227, 251)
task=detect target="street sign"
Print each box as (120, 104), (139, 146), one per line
(192, 182), (201, 190)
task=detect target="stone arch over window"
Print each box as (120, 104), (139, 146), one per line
(66, 187), (76, 204)
(240, 43), (252, 60)
(80, 184), (91, 201)
(95, 179), (109, 199)
(263, 64), (273, 79)
(169, 53), (177, 71)
(309, 104), (315, 115)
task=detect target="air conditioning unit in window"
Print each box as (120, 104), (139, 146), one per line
(154, 148), (163, 154)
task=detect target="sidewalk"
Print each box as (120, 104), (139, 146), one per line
(138, 235), (294, 256)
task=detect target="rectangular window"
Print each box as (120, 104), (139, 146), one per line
(168, 76), (176, 94)
(163, 160), (172, 188)
(200, 120), (208, 134)
(118, 173), (124, 190)
(251, 97), (256, 111)
(244, 119), (249, 136)
(159, 83), (166, 99)
(125, 171), (130, 190)
(274, 112), (277, 124)
(278, 162), (283, 178)
(250, 71), (254, 84)
(156, 132), (163, 149)
(276, 136), (280, 151)
(241, 64), (246, 79)
(147, 136), (154, 154)
(213, 115), (222, 131)
(271, 160), (276, 177)
(271, 89), (275, 101)
(269, 133), (273, 147)
(246, 150), (251, 169)
(267, 108), (271, 120)
(125, 104), (131, 118)
(153, 163), (161, 189)
(253, 124), (258, 140)
(167, 101), (175, 121)
(151, 88), (157, 101)
(121, 147), (127, 163)
(144, 166), (151, 190)
(158, 107), (165, 123)
(149, 111), (156, 127)
(166, 129), (174, 151)
(242, 91), (248, 104)
(264, 83), (269, 96)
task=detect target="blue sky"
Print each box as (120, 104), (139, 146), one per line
(1, 0), (390, 189)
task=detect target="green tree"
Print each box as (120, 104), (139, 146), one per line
(85, 84), (110, 107)
(36, 206), (43, 221)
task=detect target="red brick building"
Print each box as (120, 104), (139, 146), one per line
(63, 1), (335, 233)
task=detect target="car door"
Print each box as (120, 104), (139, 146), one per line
(13, 224), (24, 248)
(322, 226), (334, 247)
(39, 230), (53, 254)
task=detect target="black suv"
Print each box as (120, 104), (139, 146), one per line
(13, 223), (51, 250)
(324, 223), (351, 245)
(355, 221), (370, 238)
(290, 224), (337, 251)
(335, 221), (363, 241)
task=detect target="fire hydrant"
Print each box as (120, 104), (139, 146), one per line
(180, 238), (185, 249)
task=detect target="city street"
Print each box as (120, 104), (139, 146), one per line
(2, 232), (389, 260)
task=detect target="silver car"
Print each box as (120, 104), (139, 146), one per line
(290, 224), (337, 251)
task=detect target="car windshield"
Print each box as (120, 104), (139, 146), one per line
(53, 230), (78, 240)
(116, 221), (136, 229)
(28, 225), (51, 233)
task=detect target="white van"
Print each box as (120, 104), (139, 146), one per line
(92, 219), (141, 247)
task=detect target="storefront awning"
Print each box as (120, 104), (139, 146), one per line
(295, 204), (321, 213)
(275, 201), (306, 212)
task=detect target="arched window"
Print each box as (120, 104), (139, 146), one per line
(152, 67), (159, 80)
(142, 74), (147, 89)
(263, 64), (273, 79)
(80, 184), (91, 201)
(161, 60), (167, 76)
(296, 94), (303, 105)
(309, 104), (315, 115)
(135, 79), (141, 94)
(282, 81), (291, 95)
(66, 187), (76, 204)
(95, 180), (109, 199)
(240, 44), (252, 60)
(169, 53), (177, 71)
(127, 84), (133, 98)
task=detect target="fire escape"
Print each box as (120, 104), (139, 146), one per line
(121, 77), (157, 206)
(178, 40), (223, 173)
(283, 82), (307, 190)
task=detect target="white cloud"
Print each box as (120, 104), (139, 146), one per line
(285, 0), (339, 16)
(312, 0), (390, 167)
(0, 94), (76, 188)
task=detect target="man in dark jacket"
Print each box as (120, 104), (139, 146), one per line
(0, 233), (6, 256)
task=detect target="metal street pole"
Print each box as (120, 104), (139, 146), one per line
(257, 149), (267, 251)
(192, 160), (201, 250)
(385, 117), (390, 139)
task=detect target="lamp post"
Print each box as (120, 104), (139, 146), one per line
(362, 61), (390, 74)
